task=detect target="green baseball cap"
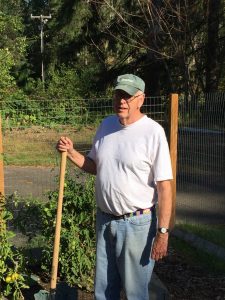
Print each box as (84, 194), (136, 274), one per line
(114, 74), (145, 96)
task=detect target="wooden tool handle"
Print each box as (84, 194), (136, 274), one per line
(50, 151), (67, 291)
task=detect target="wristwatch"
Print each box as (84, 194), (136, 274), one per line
(158, 227), (169, 234)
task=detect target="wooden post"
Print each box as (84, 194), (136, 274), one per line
(0, 115), (5, 232)
(0, 115), (4, 197)
(169, 94), (178, 229)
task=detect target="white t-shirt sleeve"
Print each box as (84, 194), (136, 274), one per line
(152, 128), (173, 181)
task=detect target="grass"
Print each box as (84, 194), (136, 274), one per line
(3, 125), (95, 166)
(172, 223), (225, 275)
(170, 235), (225, 275)
(176, 223), (225, 249)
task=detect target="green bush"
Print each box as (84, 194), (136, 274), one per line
(12, 174), (96, 291)
(0, 90), (42, 129)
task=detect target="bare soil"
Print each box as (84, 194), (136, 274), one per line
(154, 242), (225, 300)
(21, 239), (225, 300)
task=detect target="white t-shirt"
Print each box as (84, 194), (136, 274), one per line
(88, 115), (173, 216)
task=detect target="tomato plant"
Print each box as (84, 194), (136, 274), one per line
(12, 174), (96, 291)
(0, 205), (29, 299)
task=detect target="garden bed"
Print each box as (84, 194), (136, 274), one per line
(18, 237), (225, 300)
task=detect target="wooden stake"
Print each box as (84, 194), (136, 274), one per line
(50, 151), (67, 297)
(0, 115), (4, 197)
(0, 115), (5, 232)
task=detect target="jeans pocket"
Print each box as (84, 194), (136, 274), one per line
(128, 213), (152, 226)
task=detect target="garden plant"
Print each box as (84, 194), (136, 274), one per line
(0, 196), (28, 300)
(12, 174), (96, 292)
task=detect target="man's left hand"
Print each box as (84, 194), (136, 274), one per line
(151, 233), (169, 261)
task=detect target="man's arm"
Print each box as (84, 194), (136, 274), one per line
(151, 180), (172, 261)
(57, 136), (97, 175)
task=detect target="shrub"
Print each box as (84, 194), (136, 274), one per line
(0, 90), (41, 129)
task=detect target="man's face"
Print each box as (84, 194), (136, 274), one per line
(113, 89), (144, 125)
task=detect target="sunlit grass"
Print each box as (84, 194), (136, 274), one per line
(3, 126), (95, 166)
(171, 236), (225, 275)
(172, 223), (225, 275)
(176, 223), (225, 248)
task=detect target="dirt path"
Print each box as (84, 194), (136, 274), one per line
(176, 184), (225, 224)
(4, 165), (59, 200)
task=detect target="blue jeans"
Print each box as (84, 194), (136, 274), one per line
(94, 208), (157, 300)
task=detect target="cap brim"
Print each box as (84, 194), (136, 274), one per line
(114, 85), (139, 96)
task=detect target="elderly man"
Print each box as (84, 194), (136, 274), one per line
(57, 74), (173, 300)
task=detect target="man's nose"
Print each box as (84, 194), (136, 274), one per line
(118, 97), (127, 104)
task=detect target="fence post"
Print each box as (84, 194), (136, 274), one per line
(169, 93), (178, 229)
(0, 115), (4, 197)
(0, 115), (5, 232)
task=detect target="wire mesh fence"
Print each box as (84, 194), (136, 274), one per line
(1, 96), (168, 239)
(2, 96), (167, 167)
(1, 92), (224, 297)
(176, 92), (225, 225)
(1, 92), (225, 233)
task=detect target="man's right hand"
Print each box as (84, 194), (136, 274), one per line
(57, 136), (97, 175)
(57, 137), (74, 155)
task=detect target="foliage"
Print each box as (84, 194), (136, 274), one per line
(0, 11), (26, 60)
(0, 48), (16, 98)
(0, 9), (29, 117)
(0, 9), (27, 97)
(0, 199), (29, 299)
(35, 0), (225, 95)
(1, 62), (103, 128)
(0, 91), (40, 129)
(12, 174), (96, 291)
(45, 66), (82, 99)
(0, 0), (224, 107)
(0, 91), (88, 130)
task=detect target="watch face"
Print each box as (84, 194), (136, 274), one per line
(159, 227), (168, 233)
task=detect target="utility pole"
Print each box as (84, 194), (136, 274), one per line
(31, 14), (52, 88)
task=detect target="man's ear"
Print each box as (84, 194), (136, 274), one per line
(138, 94), (145, 108)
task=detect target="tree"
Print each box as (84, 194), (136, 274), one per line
(87, 0), (225, 94)
(85, 1), (188, 94)
(205, 0), (222, 92)
(0, 6), (27, 98)
(4, 0), (224, 96)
